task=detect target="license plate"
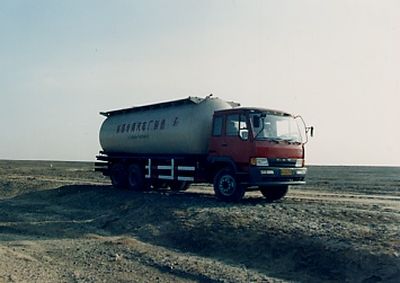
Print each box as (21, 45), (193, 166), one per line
(280, 169), (292, 176)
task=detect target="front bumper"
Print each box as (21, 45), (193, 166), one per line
(245, 166), (307, 187)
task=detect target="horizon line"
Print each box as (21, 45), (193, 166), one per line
(1, 158), (399, 168)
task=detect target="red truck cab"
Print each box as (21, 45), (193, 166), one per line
(208, 107), (309, 201)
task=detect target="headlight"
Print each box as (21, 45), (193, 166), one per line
(295, 159), (304, 167)
(250, 157), (269, 167)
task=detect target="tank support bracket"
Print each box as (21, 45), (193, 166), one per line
(144, 158), (195, 182)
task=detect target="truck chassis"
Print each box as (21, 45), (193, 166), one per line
(95, 152), (305, 202)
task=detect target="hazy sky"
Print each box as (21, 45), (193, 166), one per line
(1, 0), (399, 165)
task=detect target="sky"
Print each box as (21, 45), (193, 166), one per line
(0, 0), (399, 166)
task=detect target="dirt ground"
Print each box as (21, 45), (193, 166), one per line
(0, 160), (399, 282)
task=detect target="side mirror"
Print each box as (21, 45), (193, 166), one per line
(239, 129), (249, 141)
(295, 115), (313, 143)
(307, 126), (314, 137)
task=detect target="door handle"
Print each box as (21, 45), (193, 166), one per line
(221, 143), (228, 147)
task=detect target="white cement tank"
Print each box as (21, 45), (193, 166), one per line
(99, 96), (239, 155)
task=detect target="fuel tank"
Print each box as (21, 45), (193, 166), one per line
(99, 96), (238, 155)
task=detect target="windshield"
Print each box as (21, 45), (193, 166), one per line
(250, 113), (303, 143)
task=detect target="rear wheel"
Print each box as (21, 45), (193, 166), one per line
(260, 185), (289, 201)
(110, 163), (128, 189)
(127, 164), (146, 191)
(213, 169), (245, 202)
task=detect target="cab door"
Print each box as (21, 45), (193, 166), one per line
(209, 113), (253, 165)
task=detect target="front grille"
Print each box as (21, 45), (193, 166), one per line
(268, 158), (299, 168)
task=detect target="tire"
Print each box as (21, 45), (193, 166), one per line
(169, 181), (190, 191)
(213, 169), (245, 202)
(127, 164), (146, 191)
(110, 163), (128, 189)
(260, 185), (289, 201)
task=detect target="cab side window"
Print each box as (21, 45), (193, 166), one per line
(212, 116), (224, 136)
(226, 114), (247, 136)
(226, 114), (239, 136)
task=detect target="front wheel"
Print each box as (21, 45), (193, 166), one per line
(213, 169), (245, 202)
(260, 185), (289, 201)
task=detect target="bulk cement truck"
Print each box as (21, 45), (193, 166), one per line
(96, 95), (313, 202)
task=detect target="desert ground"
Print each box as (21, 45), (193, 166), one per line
(0, 160), (399, 282)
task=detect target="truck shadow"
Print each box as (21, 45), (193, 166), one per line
(0, 184), (269, 241)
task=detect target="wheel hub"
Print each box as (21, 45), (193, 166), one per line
(219, 175), (236, 196)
